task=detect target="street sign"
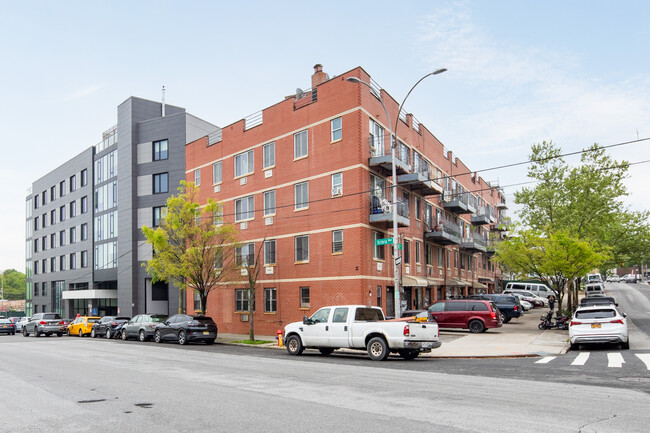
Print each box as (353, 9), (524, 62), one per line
(395, 256), (402, 266)
(375, 238), (394, 246)
(397, 243), (403, 250)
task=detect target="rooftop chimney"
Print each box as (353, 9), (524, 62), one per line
(311, 64), (328, 88)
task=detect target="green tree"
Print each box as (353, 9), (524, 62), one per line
(142, 181), (239, 315)
(1, 269), (26, 300)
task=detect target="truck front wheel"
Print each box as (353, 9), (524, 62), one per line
(367, 337), (389, 361)
(286, 335), (304, 356)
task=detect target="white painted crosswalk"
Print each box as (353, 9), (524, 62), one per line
(571, 352), (590, 366)
(607, 352), (625, 368)
(534, 352), (650, 369)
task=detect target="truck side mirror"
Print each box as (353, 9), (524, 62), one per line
(302, 316), (311, 325)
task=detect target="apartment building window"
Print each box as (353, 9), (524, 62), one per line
(50, 186), (56, 201)
(414, 197), (421, 220)
(213, 208), (223, 226)
(153, 173), (168, 194)
(263, 190), (275, 216)
(264, 288), (277, 313)
(193, 291), (201, 311)
(153, 139), (168, 161)
(295, 235), (309, 262)
(264, 239), (276, 265)
(212, 161), (222, 184)
(70, 253), (76, 270)
(376, 286), (382, 308)
(60, 205), (66, 221)
(332, 230), (343, 254)
(81, 169), (87, 187)
(404, 240), (410, 265)
(33, 238), (39, 253)
(214, 248), (223, 270)
(42, 191), (47, 205)
(263, 142), (275, 169)
(235, 289), (249, 312)
(426, 245), (433, 266)
(81, 196), (88, 214)
(194, 169), (201, 186)
(331, 173), (342, 196)
(369, 119), (384, 154)
(41, 214), (46, 229)
(59, 180), (66, 197)
(294, 130), (308, 159)
(70, 201), (76, 218)
(454, 251), (458, 268)
(50, 209), (56, 225)
(235, 243), (255, 267)
(438, 247), (444, 267)
(300, 286), (310, 308)
(153, 206), (166, 227)
(34, 216), (39, 232)
(41, 280), (47, 295)
(294, 182), (308, 210)
(69, 174), (76, 192)
(42, 259), (47, 274)
(331, 117), (342, 141)
(41, 236), (47, 251)
(70, 227), (76, 244)
(50, 233), (56, 249)
(59, 230), (65, 246)
(234, 149), (254, 177)
(373, 232), (385, 260)
(34, 261), (39, 275)
(234, 195), (254, 222)
(60, 255), (65, 271)
(415, 241), (421, 264)
(50, 257), (56, 273)
(34, 194), (40, 210)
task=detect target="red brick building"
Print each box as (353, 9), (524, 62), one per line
(185, 65), (508, 334)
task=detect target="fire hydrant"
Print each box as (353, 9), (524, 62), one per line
(276, 329), (284, 347)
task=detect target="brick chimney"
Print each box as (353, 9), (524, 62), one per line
(311, 64), (328, 88)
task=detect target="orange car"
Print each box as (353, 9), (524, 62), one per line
(67, 316), (101, 337)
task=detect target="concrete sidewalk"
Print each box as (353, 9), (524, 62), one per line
(216, 308), (569, 358)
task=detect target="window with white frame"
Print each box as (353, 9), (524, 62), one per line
(331, 117), (342, 141)
(235, 289), (249, 312)
(235, 243), (255, 267)
(415, 241), (421, 264)
(369, 119), (384, 155)
(264, 288), (277, 313)
(263, 142), (275, 169)
(264, 190), (275, 216)
(194, 169), (201, 186)
(194, 291), (201, 311)
(295, 235), (309, 262)
(331, 172), (342, 196)
(264, 239), (276, 265)
(214, 248), (223, 270)
(332, 230), (343, 254)
(294, 130), (308, 159)
(212, 161), (222, 184)
(235, 149), (254, 177)
(294, 182), (308, 210)
(300, 286), (310, 308)
(235, 195), (254, 221)
(213, 208), (223, 226)
(373, 231), (385, 260)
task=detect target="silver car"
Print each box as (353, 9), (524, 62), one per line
(15, 316), (29, 332)
(22, 313), (65, 337)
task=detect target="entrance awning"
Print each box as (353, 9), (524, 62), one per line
(427, 278), (444, 286)
(444, 278), (469, 287)
(472, 281), (489, 290)
(402, 275), (428, 287)
(478, 277), (494, 283)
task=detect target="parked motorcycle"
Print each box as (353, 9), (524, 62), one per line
(538, 311), (570, 330)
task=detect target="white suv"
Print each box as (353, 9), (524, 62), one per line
(569, 305), (628, 350)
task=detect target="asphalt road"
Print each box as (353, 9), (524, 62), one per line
(1, 333), (650, 433)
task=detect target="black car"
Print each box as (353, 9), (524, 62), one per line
(91, 316), (131, 339)
(0, 319), (16, 335)
(153, 314), (218, 345)
(580, 296), (618, 307)
(468, 294), (524, 323)
(121, 314), (168, 342)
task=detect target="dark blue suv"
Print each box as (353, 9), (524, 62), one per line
(468, 294), (523, 323)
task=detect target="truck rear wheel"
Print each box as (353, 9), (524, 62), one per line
(398, 350), (419, 360)
(367, 337), (389, 361)
(286, 335), (304, 356)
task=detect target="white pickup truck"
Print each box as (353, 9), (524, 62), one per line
(283, 305), (441, 360)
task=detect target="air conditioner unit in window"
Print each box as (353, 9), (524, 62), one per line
(241, 314), (249, 322)
(240, 177), (247, 186)
(240, 221), (247, 230)
(332, 186), (342, 196)
(213, 185), (220, 193)
(265, 217), (273, 225)
(264, 170), (272, 178)
(265, 266), (274, 275)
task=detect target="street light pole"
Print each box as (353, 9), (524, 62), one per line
(347, 69), (446, 318)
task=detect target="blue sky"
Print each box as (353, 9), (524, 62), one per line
(1, 0), (649, 272)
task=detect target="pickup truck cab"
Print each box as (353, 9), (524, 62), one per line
(284, 305), (441, 361)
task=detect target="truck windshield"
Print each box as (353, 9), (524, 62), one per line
(354, 308), (383, 321)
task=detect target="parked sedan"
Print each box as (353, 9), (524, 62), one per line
(121, 314), (168, 342)
(0, 319), (16, 335)
(67, 316), (101, 337)
(153, 314), (218, 345)
(569, 305), (629, 350)
(91, 316), (131, 339)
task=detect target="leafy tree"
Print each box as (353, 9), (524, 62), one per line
(142, 181), (239, 315)
(1, 269), (26, 300)
(239, 240), (265, 341)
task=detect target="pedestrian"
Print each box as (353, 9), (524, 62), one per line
(548, 295), (555, 312)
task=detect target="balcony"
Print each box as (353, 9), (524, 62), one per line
(369, 194), (410, 228)
(485, 239), (497, 256)
(293, 88), (318, 110)
(425, 219), (461, 245)
(398, 166), (444, 196)
(442, 191), (474, 214)
(471, 205), (491, 225)
(461, 233), (487, 253)
(490, 216), (510, 232)
(368, 137), (411, 175)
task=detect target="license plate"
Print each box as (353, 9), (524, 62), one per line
(1, 325), (7, 328)
(203, 331), (209, 335)
(422, 342), (433, 348)
(591, 323), (601, 328)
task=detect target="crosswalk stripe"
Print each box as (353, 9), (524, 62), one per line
(636, 354), (650, 370)
(607, 353), (625, 368)
(535, 356), (556, 364)
(571, 352), (590, 366)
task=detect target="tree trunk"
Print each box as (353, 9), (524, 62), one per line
(248, 288), (255, 341)
(201, 291), (207, 315)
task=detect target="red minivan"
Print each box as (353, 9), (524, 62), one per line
(428, 300), (502, 333)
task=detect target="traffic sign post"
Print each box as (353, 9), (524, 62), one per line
(395, 256), (402, 266)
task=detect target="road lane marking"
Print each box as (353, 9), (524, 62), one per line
(535, 356), (556, 364)
(571, 352), (590, 366)
(607, 353), (625, 368)
(636, 354), (650, 370)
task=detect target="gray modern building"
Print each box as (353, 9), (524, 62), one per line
(25, 97), (217, 318)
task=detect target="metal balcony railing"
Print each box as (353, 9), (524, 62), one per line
(439, 219), (461, 237)
(294, 88), (318, 110)
(370, 194), (410, 219)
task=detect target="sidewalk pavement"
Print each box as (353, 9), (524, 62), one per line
(216, 308), (569, 359)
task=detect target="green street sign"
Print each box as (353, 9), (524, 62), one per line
(397, 243), (403, 250)
(375, 238), (394, 246)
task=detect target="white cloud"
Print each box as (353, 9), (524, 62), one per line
(62, 84), (104, 101)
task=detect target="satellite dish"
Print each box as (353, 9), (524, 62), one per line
(296, 88), (304, 98)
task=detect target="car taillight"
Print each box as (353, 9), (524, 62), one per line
(39, 321), (47, 325)
(514, 306), (518, 312)
(490, 312), (496, 319)
(570, 320), (582, 326)
(403, 324), (410, 337)
(610, 319), (624, 324)
(111, 322), (118, 326)
(58, 321), (64, 325)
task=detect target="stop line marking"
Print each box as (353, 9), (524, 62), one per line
(571, 352), (590, 366)
(636, 354), (650, 370)
(607, 353), (625, 368)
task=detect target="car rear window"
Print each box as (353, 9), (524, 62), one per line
(354, 308), (383, 321)
(468, 302), (488, 311)
(150, 315), (167, 322)
(193, 316), (217, 325)
(575, 309), (616, 319)
(0, 319), (11, 324)
(43, 314), (62, 320)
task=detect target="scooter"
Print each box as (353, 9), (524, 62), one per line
(538, 311), (570, 330)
